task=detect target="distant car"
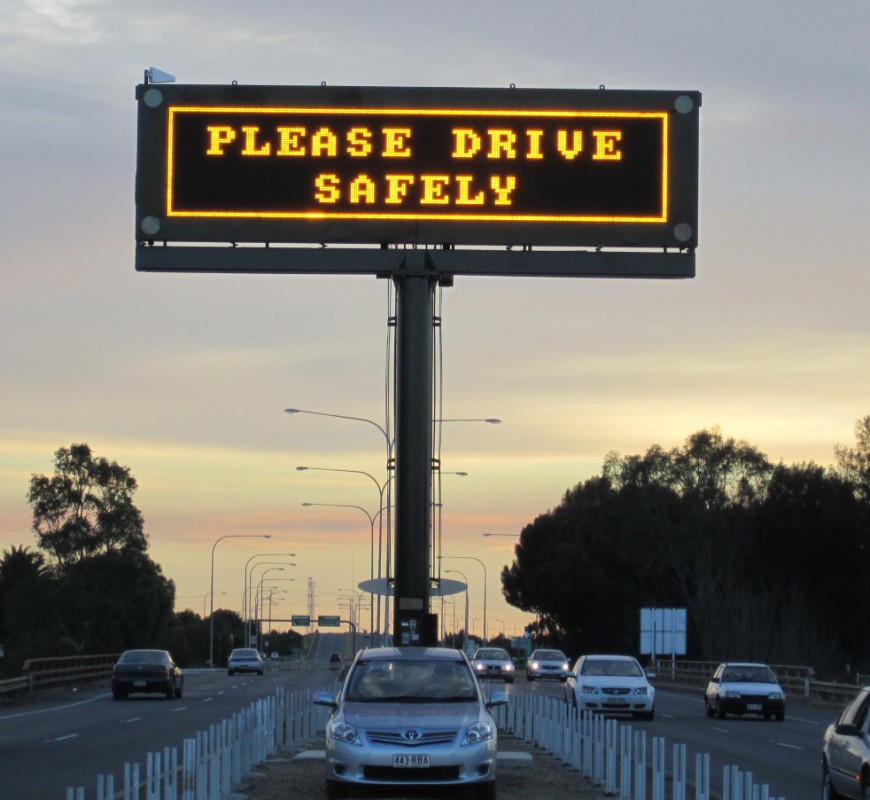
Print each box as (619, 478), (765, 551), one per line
(112, 649), (183, 700)
(704, 662), (785, 721)
(822, 685), (870, 800)
(526, 649), (570, 682)
(470, 647), (515, 683)
(271, 651), (279, 659)
(227, 647), (265, 676)
(329, 652), (342, 669)
(314, 646), (507, 799)
(565, 654), (655, 720)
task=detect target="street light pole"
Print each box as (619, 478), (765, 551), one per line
(446, 569), (469, 653)
(297, 466), (392, 643)
(285, 408), (394, 639)
(210, 534), (270, 667)
(443, 555), (487, 645)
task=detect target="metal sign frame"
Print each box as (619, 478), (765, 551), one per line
(136, 83), (700, 269)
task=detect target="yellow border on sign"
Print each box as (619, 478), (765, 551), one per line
(165, 106), (669, 224)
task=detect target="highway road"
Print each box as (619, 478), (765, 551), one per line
(0, 641), (841, 800)
(524, 677), (838, 800)
(0, 633), (346, 800)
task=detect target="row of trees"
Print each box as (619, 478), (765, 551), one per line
(0, 444), (300, 677)
(501, 418), (870, 676)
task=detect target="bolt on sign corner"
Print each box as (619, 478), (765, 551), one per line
(136, 84), (700, 250)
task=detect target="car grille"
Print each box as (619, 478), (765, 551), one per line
(364, 765), (460, 781)
(365, 729), (459, 747)
(602, 687), (630, 695)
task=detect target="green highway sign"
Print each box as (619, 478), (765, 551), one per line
(317, 615), (341, 627)
(291, 615), (311, 626)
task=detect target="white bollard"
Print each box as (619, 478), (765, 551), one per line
(695, 752), (710, 800)
(652, 737), (666, 800)
(620, 725), (633, 800)
(673, 743), (686, 800)
(634, 729), (646, 800)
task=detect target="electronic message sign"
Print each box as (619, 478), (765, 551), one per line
(136, 84), (700, 254)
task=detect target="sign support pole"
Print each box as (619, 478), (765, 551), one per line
(392, 272), (437, 645)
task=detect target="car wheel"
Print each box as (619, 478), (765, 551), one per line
(776, 711), (785, 722)
(716, 703), (726, 719)
(175, 685), (183, 699)
(257, 670), (264, 676)
(112, 687), (123, 701)
(705, 699), (714, 718)
(506, 677), (514, 684)
(822, 762), (841, 800)
(527, 675), (535, 682)
(635, 708), (654, 721)
(325, 778), (347, 798)
(228, 670), (234, 676)
(165, 685), (175, 699)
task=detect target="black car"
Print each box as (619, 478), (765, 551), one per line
(112, 649), (183, 700)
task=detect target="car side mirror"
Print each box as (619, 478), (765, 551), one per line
(835, 723), (861, 737)
(313, 690), (338, 712)
(486, 691), (508, 709)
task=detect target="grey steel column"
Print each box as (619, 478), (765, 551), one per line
(392, 273), (435, 643)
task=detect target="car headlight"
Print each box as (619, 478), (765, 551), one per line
(633, 686), (651, 696)
(328, 720), (361, 746)
(464, 722), (494, 745)
(504, 663), (514, 672)
(721, 688), (741, 698)
(768, 691), (784, 701)
(560, 663), (569, 671)
(474, 663), (485, 671)
(529, 661), (540, 670)
(581, 685), (600, 694)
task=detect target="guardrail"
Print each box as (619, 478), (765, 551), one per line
(0, 653), (119, 696)
(648, 659), (859, 706)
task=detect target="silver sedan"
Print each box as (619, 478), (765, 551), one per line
(314, 646), (507, 799)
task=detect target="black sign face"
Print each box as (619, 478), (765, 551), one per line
(136, 85), (699, 251)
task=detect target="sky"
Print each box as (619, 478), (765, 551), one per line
(1, 1), (868, 644)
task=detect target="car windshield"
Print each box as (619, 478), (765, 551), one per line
(345, 658), (478, 703)
(475, 649), (509, 660)
(231, 649), (259, 658)
(581, 658), (642, 677)
(722, 665), (776, 683)
(534, 650), (566, 660)
(119, 650), (168, 665)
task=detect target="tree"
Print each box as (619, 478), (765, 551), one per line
(27, 443), (146, 568)
(836, 416), (870, 502)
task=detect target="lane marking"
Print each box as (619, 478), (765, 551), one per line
(0, 693), (111, 721)
(50, 733), (81, 742)
(122, 717), (144, 723)
(777, 742), (804, 750)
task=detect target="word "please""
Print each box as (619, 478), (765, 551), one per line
(204, 125), (624, 162)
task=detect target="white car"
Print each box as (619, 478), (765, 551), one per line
(822, 685), (870, 800)
(314, 646), (507, 799)
(526, 649), (570, 682)
(704, 662), (785, 721)
(565, 654), (655, 720)
(470, 647), (515, 683)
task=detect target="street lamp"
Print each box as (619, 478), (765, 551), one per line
(285, 407), (394, 637)
(443, 555), (487, 645)
(210, 534), (270, 667)
(297, 465), (392, 642)
(243, 553), (296, 622)
(302, 501), (392, 641)
(446, 569), (469, 654)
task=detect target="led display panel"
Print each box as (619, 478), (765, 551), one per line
(136, 84), (700, 250)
